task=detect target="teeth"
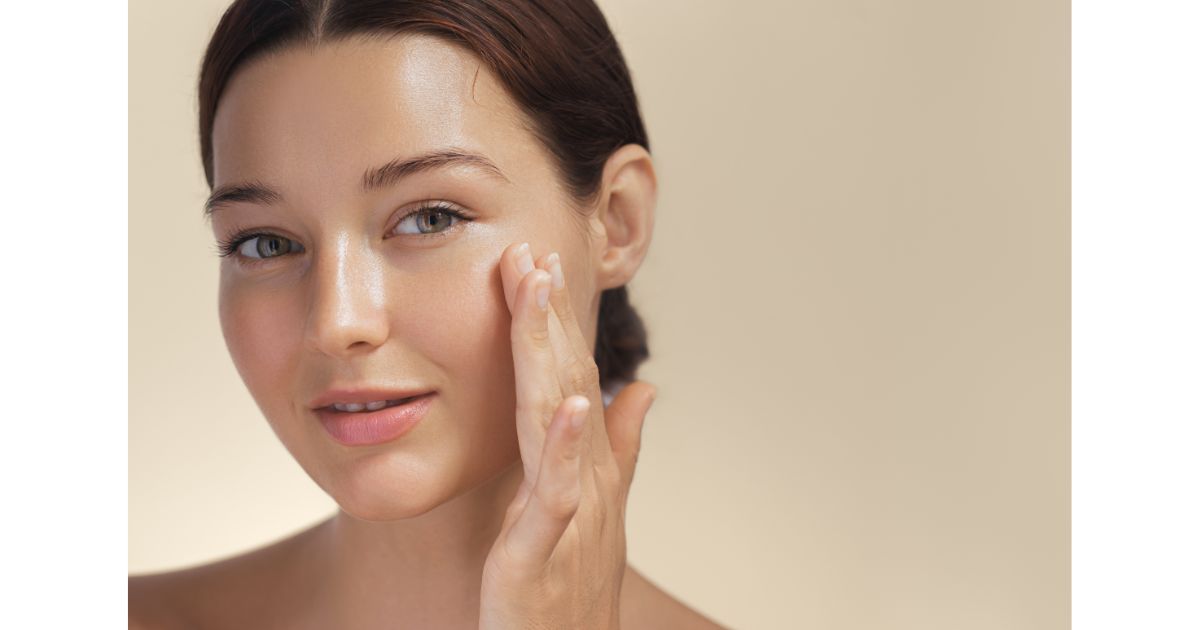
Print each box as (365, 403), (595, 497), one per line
(331, 397), (414, 413)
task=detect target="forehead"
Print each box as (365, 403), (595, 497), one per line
(210, 33), (537, 194)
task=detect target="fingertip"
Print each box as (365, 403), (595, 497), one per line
(501, 242), (531, 309)
(568, 395), (590, 430)
(503, 240), (525, 261)
(546, 252), (564, 291)
(534, 270), (551, 310)
(504, 242), (528, 278)
(519, 268), (550, 307)
(513, 271), (553, 355)
(515, 241), (534, 275)
(551, 396), (590, 463)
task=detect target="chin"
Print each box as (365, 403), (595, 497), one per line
(311, 451), (461, 522)
(335, 494), (446, 523)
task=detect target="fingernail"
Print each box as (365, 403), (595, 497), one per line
(536, 274), (550, 310)
(548, 252), (564, 290)
(570, 397), (590, 429)
(517, 243), (534, 275)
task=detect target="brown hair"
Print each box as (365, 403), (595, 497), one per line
(197, 0), (650, 392)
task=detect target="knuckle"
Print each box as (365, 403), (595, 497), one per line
(588, 484), (609, 523)
(555, 291), (576, 315)
(515, 391), (555, 420)
(495, 535), (537, 581)
(537, 482), (581, 520)
(597, 459), (622, 488)
(527, 322), (551, 347)
(503, 501), (522, 524)
(566, 355), (600, 392)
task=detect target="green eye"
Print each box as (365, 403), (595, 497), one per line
(215, 230), (305, 263)
(239, 234), (303, 259)
(213, 202), (472, 267)
(392, 204), (471, 237)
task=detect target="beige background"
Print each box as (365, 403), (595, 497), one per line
(129, 1), (1069, 628)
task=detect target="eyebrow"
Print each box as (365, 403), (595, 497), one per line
(203, 148), (509, 219)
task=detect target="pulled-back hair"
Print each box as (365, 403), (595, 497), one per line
(198, 0), (651, 393)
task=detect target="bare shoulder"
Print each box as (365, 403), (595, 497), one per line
(128, 569), (196, 630)
(130, 524), (723, 629)
(620, 564), (729, 630)
(128, 520), (329, 629)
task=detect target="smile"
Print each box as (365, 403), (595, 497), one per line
(316, 392), (437, 446)
(329, 396), (419, 413)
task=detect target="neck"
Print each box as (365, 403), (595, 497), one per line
(309, 459), (526, 630)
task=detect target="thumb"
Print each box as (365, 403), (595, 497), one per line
(604, 380), (657, 491)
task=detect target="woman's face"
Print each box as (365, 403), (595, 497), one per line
(209, 34), (600, 520)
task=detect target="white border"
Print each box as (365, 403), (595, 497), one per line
(0, 1), (128, 626)
(1074, 1), (1200, 627)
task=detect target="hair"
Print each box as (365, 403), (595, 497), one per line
(197, 0), (650, 393)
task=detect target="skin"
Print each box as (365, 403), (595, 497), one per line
(128, 34), (725, 629)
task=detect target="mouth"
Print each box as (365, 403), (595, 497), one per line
(314, 391), (437, 446)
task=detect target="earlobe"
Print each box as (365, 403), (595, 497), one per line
(592, 144), (657, 291)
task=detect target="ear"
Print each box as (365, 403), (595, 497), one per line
(588, 144), (657, 291)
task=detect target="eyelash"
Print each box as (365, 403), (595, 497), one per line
(213, 201), (473, 266)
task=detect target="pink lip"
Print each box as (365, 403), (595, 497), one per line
(316, 392), (436, 446)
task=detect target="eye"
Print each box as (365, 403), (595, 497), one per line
(214, 231), (305, 264)
(391, 202), (472, 238)
(212, 202), (472, 266)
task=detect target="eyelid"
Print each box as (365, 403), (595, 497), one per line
(388, 200), (473, 238)
(213, 230), (304, 269)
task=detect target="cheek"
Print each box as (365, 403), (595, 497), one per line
(418, 253), (516, 418)
(396, 251), (521, 503)
(217, 279), (301, 418)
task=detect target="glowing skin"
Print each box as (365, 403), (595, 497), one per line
(191, 33), (722, 629)
(210, 33), (591, 526)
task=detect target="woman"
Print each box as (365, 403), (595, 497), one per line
(129, 1), (725, 628)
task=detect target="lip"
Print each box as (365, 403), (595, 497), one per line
(315, 392), (436, 446)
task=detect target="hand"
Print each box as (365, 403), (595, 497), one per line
(479, 241), (657, 630)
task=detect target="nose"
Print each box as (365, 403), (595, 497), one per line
(303, 232), (390, 358)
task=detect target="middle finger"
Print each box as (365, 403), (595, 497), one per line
(532, 250), (616, 473)
(502, 242), (561, 479)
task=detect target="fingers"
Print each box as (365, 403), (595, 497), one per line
(501, 240), (619, 491)
(510, 263), (554, 424)
(536, 251), (594, 373)
(505, 243), (558, 477)
(604, 381), (657, 494)
(532, 251), (616, 468)
(503, 395), (591, 567)
(499, 241), (536, 314)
